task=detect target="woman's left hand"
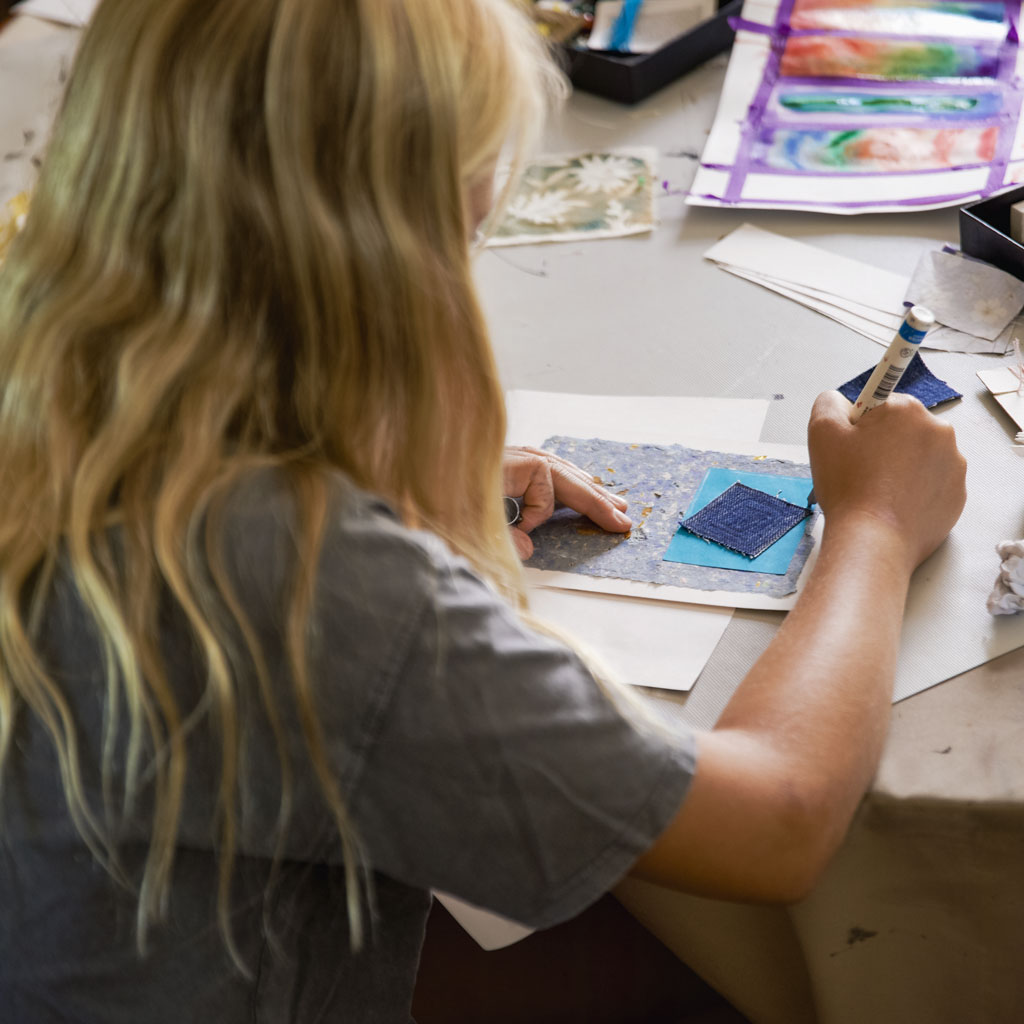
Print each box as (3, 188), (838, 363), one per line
(503, 446), (633, 560)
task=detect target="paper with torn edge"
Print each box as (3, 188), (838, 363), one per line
(523, 437), (822, 612)
(526, 437), (819, 599)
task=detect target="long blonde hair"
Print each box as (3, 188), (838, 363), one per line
(0, 0), (562, 962)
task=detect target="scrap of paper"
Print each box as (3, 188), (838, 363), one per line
(705, 224), (1017, 354)
(525, 436), (818, 600)
(688, 0), (1024, 213)
(837, 352), (962, 409)
(977, 365), (1024, 442)
(487, 150), (656, 247)
(905, 250), (1024, 341)
(588, 0), (715, 52)
(668, 470), (814, 568)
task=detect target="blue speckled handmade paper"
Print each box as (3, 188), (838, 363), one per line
(837, 352), (962, 409)
(525, 437), (820, 598)
(666, 469), (815, 573)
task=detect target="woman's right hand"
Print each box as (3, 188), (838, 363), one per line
(807, 390), (967, 572)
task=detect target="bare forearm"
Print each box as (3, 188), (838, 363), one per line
(632, 514), (916, 900)
(717, 511), (913, 813)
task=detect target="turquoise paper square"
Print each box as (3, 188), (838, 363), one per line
(664, 468), (814, 575)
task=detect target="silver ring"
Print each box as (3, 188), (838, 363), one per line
(503, 495), (522, 527)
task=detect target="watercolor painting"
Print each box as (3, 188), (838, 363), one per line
(779, 37), (1001, 80)
(487, 150), (656, 247)
(772, 87), (1004, 120)
(688, 0), (1024, 213)
(759, 126), (999, 172)
(524, 436), (818, 599)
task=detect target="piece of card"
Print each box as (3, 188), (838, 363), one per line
(675, 478), (812, 561)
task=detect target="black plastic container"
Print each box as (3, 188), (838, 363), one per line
(959, 186), (1024, 282)
(563, 0), (741, 105)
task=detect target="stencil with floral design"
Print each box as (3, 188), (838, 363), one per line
(487, 149), (656, 247)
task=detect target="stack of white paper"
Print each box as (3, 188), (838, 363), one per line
(704, 224), (1018, 355)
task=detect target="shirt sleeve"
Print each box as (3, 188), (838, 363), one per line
(342, 529), (697, 930)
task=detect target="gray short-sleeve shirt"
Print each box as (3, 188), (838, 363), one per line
(0, 471), (696, 1022)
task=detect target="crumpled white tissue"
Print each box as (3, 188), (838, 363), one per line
(987, 540), (1024, 615)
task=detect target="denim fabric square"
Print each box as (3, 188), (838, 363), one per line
(678, 482), (812, 559)
(837, 352), (962, 409)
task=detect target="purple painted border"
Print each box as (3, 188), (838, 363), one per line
(985, 0), (1023, 193)
(691, 189), (988, 209)
(756, 112), (1006, 133)
(723, 0), (797, 203)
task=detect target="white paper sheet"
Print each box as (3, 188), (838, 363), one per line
(706, 225), (1015, 354)
(432, 894), (534, 951)
(506, 390), (770, 448)
(720, 266), (895, 346)
(704, 223), (909, 316)
(527, 585), (727, 692)
(13, 0), (97, 26)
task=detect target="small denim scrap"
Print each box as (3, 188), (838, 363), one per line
(837, 352), (962, 410)
(678, 482), (812, 559)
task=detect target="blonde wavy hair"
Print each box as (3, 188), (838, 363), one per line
(0, 0), (562, 963)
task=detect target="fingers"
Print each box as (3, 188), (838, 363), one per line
(807, 389), (966, 568)
(502, 446), (632, 536)
(510, 526), (534, 560)
(516, 458), (557, 534)
(526, 447), (630, 512)
(546, 461), (633, 534)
